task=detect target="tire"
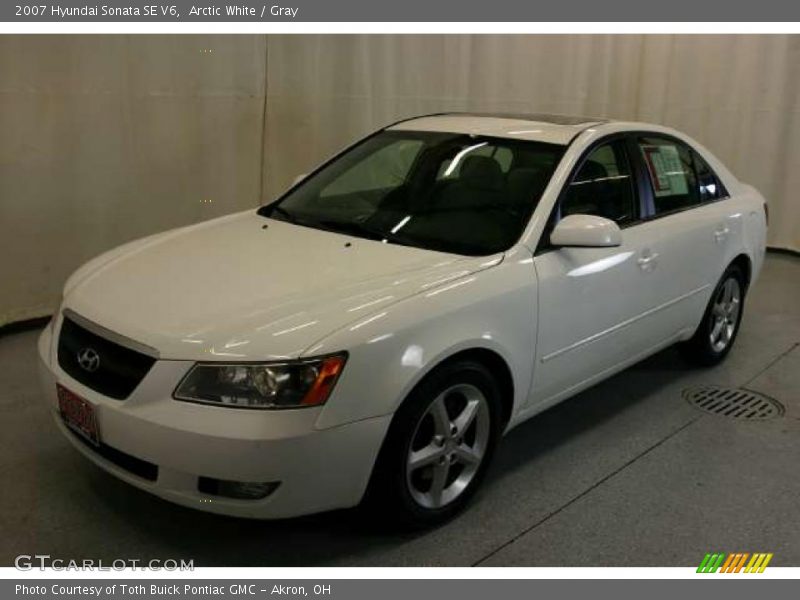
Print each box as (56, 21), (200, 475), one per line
(680, 264), (746, 367)
(364, 359), (503, 529)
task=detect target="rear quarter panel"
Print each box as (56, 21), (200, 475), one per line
(736, 184), (768, 284)
(683, 135), (767, 285)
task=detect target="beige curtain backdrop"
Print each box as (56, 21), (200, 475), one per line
(0, 35), (267, 325)
(264, 35), (800, 250)
(1, 35), (798, 327)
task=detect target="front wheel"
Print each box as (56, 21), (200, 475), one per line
(680, 264), (746, 366)
(364, 359), (503, 529)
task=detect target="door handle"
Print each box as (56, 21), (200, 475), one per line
(714, 226), (730, 243)
(637, 252), (659, 270)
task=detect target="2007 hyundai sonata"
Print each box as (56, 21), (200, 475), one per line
(38, 113), (767, 526)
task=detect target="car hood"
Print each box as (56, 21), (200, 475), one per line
(63, 211), (502, 360)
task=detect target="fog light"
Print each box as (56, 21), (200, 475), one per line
(198, 477), (280, 500)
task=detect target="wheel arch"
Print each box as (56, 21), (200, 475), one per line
(388, 345), (516, 432)
(429, 347), (515, 428)
(729, 253), (753, 291)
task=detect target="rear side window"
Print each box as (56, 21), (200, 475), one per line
(560, 140), (637, 225)
(638, 136), (701, 214)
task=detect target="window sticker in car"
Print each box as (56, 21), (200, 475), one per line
(640, 144), (689, 197)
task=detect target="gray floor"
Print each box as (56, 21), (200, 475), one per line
(1, 253), (798, 567)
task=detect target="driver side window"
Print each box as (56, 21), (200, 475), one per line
(560, 140), (637, 225)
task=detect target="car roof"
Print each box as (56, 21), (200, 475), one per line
(389, 112), (609, 146)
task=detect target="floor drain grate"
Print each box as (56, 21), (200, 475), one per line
(684, 386), (784, 420)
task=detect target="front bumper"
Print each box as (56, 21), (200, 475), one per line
(37, 321), (391, 519)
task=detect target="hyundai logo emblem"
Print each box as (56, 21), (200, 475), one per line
(77, 347), (101, 373)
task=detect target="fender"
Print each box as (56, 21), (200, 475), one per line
(307, 246), (540, 430)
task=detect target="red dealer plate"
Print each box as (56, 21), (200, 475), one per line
(57, 384), (100, 446)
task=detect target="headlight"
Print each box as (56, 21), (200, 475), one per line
(173, 354), (347, 409)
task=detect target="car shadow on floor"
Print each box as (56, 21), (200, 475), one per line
(489, 345), (695, 476)
(72, 344), (704, 566)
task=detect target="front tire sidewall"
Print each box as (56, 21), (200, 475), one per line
(367, 360), (503, 529)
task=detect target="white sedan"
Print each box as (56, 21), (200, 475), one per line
(38, 113), (767, 527)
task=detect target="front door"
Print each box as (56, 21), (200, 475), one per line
(530, 138), (663, 408)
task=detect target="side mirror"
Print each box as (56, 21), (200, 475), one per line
(550, 214), (622, 248)
(292, 173), (307, 187)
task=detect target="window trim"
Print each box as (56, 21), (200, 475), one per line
(536, 132), (646, 255)
(631, 132), (730, 223)
(690, 146), (729, 205)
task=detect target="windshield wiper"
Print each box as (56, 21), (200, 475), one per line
(262, 208), (414, 247)
(315, 219), (412, 247)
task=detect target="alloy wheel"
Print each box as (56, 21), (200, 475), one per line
(405, 383), (491, 509)
(710, 276), (741, 353)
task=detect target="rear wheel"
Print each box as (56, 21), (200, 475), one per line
(365, 359), (502, 529)
(680, 264), (745, 366)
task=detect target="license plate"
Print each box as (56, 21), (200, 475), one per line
(57, 384), (100, 446)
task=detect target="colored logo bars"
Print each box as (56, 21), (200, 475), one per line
(697, 552), (773, 573)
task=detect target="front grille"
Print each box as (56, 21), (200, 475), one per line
(57, 316), (155, 399)
(68, 428), (158, 481)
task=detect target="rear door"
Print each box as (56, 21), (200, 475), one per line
(632, 134), (731, 337)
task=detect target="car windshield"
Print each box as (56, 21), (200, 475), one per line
(258, 130), (565, 256)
